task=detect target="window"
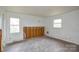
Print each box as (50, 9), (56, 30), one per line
(53, 19), (62, 28)
(10, 17), (20, 33)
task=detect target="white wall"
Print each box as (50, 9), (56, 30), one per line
(4, 11), (45, 44)
(21, 15), (44, 27)
(0, 17), (2, 29)
(44, 10), (79, 45)
(0, 13), (2, 29)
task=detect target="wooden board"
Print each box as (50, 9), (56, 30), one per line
(23, 27), (44, 39)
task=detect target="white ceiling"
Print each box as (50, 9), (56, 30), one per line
(1, 6), (79, 16)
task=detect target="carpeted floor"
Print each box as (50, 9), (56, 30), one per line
(4, 36), (79, 52)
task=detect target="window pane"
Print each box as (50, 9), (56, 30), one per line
(10, 26), (19, 33)
(54, 19), (62, 23)
(10, 18), (19, 25)
(53, 24), (62, 28)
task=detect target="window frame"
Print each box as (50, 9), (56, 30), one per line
(10, 17), (20, 33)
(53, 19), (62, 28)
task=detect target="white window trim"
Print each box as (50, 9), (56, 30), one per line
(10, 17), (20, 33)
(53, 19), (62, 28)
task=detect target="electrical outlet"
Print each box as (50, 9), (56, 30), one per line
(47, 31), (49, 34)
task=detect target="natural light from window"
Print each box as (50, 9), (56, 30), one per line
(53, 19), (62, 28)
(10, 17), (20, 33)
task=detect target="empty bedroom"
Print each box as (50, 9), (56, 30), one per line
(0, 6), (79, 52)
